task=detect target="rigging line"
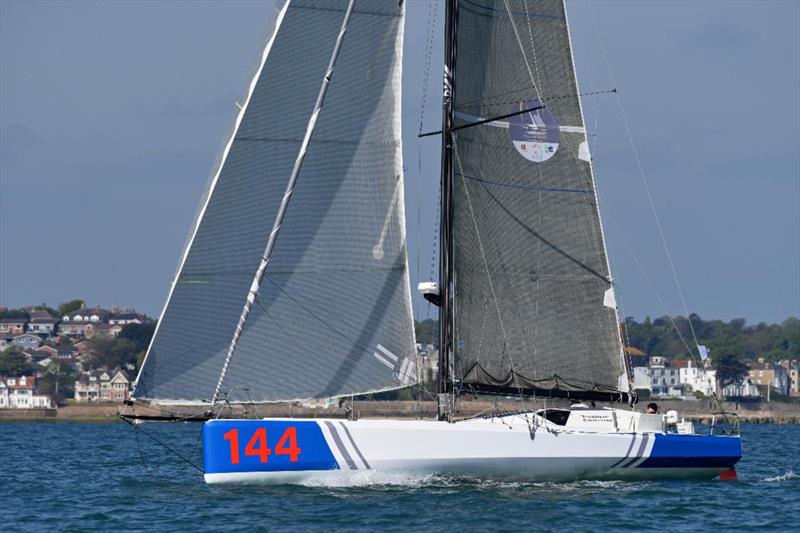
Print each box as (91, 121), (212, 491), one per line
(603, 208), (695, 358)
(259, 272), (390, 355)
(132, 421), (156, 478)
(604, 208), (724, 408)
(259, 275), (388, 366)
(575, 22), (631, 386)
(142, 339), (228, 377)
(451, 133), (515, 384)
(253, 288), (419, 386)
(502, 0), (544, 105)
(418, 0), (438, 135)
(418, 104), (545, 137)
(121, 417), (204, 474)
(480, 186), (612, 284)
(471, 138), (610, 359)
(522, 0), (544, 101)
(252, 297), (331, 372)
(462, 0), (564, 21)
(587, 2), (702, 354)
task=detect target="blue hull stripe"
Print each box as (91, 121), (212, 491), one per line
(637, 434), (742, 469)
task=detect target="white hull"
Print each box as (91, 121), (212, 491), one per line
(202, 409), (741, 484)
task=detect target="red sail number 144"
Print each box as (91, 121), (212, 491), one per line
(223, 427), (301, 464)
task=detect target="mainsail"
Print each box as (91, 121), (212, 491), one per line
(134, 0), (416, 403)
(447, 0), (627, 396)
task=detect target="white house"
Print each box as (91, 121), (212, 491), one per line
(722, 378), (760, 398)
(108, 313), (144, 326)
(679, 361), (718, 397)
(0, 376), (53, 408)
(26, 310), (58, 337)
(633, 357), (685, 398)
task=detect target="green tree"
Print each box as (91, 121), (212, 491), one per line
(0, 347), (33, 376)
(58, 299), (85, 317)
(39, 360), (76, 405)
(119, 322), (156, 354)
(714, 352), (749, 389)
(414, 319), (438, 346)
(86, 337), (137, 369)
(0, 309), (29, 320)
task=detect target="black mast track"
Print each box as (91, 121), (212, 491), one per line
(438, 0), (458, 421)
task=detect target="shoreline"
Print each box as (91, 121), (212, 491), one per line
(2, 399), (799, 424)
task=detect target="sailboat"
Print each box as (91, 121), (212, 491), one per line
(129, 0), (742, 484)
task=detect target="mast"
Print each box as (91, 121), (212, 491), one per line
(438, 0), (458, 421)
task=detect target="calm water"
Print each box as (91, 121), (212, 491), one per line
(2, 422), (798, 532)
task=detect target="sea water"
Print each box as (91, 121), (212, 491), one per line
(2, 422), (797, 531)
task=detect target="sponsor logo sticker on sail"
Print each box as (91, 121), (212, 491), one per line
(509, 99), (560, 163)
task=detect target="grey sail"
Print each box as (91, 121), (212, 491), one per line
(449, 0), (626, 395)
(134, 0), (416, 403)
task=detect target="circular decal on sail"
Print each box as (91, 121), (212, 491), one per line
(508, 99), (560, 163)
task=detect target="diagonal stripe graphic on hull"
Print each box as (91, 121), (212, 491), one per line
(339, 422), (371, 470)
(324, 421), (357, 470)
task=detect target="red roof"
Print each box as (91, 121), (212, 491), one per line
(0, 375), (36, 389)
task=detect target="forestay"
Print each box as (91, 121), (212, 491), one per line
(450, 0), (626, 394)
(134, 0), (416, 403)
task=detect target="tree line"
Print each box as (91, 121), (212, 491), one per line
(413, 315), (798, 388)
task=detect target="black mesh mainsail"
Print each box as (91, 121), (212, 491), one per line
(449, 0), (626, 395)
(134, 0), (416, 403)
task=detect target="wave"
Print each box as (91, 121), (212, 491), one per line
(763, 470), (798, 482)
(297, 470), (440, 488)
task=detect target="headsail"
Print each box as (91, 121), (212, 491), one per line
(448, 0), (627, 397)
(134, 0), (416, 403)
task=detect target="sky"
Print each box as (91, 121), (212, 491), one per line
(1, 0), (798, 325)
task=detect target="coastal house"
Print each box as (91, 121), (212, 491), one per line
(53, 344), (77, 359)
(74, 369), (130, 402)
(38, 356), (81, 373)
(84, 323), (123, 339)
(788, 365), (799, 397)
(0, 318), (27, 337)
(26, 310), (58, 337)
(108, 312), (145, 326)
(0, 375), (53, 409)
(748, 361), (789, 394)
(58, 321), (91, 337)
(24, 346), (58, 364)
(632, 357), (685, 398)
(12, 333), (42, 350)
(679, 360), (718, 397)
(62, 306), (111, 324)
(59, 306), (111, 338)
(722, 378), (760, 399)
